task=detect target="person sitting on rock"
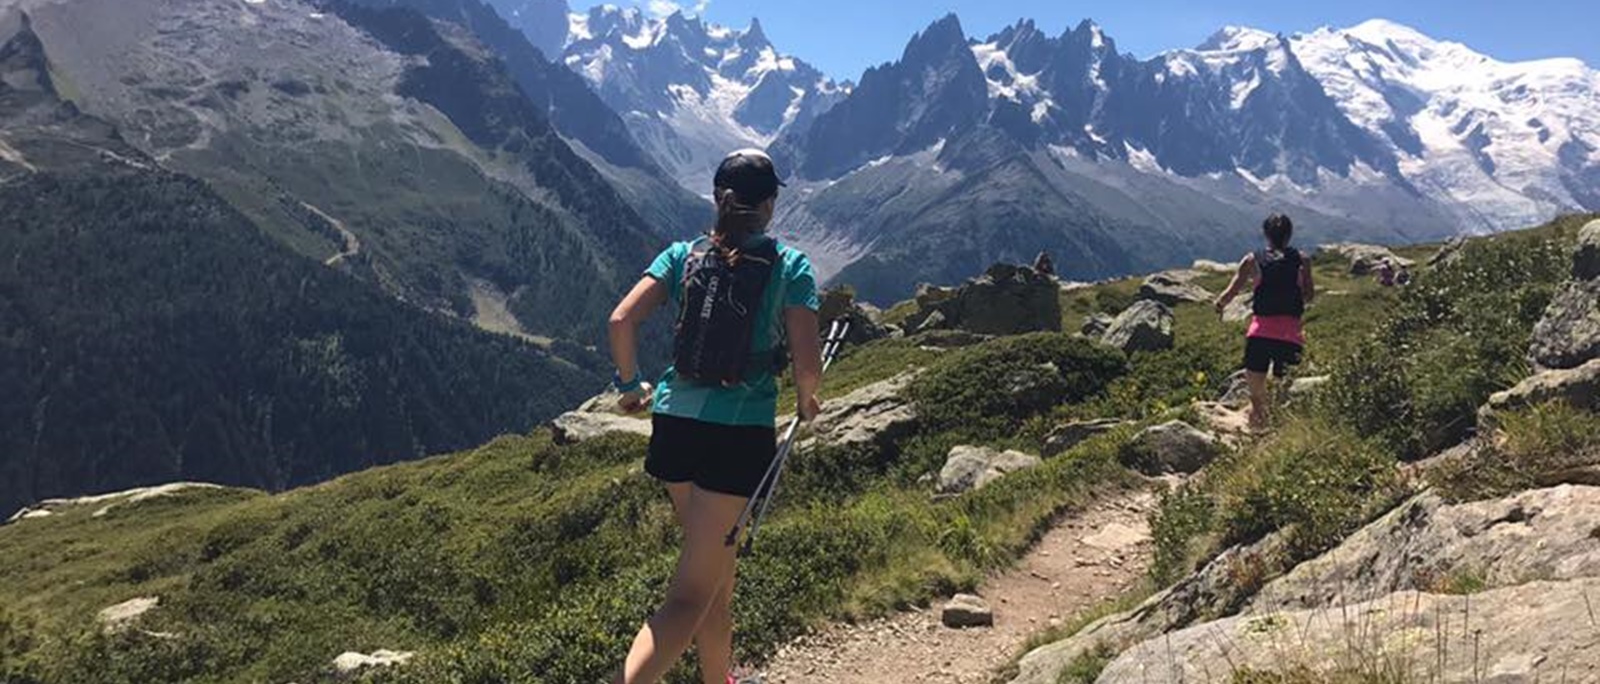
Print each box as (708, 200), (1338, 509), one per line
(1214, 213), (1316, 431)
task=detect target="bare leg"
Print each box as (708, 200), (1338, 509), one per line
(663, 484), (739, 684)
(1246, 370), (1270, 431)
(613, 485), (746, 684)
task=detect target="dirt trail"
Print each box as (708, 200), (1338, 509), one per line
(758, 488), (1160, 684)
(299, 201), (360, 267)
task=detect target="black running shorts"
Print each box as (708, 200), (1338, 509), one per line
(1244, 337), (1303, 378)
(647, 414), (777, 498)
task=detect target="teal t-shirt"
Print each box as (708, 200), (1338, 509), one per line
(647, 236), (820, 427)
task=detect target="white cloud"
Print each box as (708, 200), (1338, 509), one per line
(640, 0), (709, 17)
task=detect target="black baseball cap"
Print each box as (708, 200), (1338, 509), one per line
(713, 148), (786, 203)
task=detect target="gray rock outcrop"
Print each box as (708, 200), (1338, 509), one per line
(1138, 271), (1213, 306)
(801, 372), (921, 452)
(1120, 421), (1220, 475)
(1042, 419), (1127, 457)
(1529, 274), (1600, 371)
(1101, 300), (1174, 353)
(1098, 579), (1600, 683)
(906, 263), (1062, 335)
(937, 445), (1042, 495)
(1574, 219), (1600, 281)
(1324, 242), (1414, 275)
(550, 412), (652, 444)
(940, 593), (994, 628)
(332, 649), (414, 675)
(98, 596), (160, 634)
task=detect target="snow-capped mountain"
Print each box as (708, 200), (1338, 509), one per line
(560, 5), (848, 193)
(1291, 19), (1600, 231)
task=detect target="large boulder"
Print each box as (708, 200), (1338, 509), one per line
(1120, 421), (1220, 475)
(937, 445), (1042, 495)
(1427, 235), (1468, 267)
(1101, 300), (1174, 353)
(908, 263), (1061, 335)
(801, 372), (921, 452)
(550, 413), (652, 444)
(1574, 219), (1600, 281)
(1480, 357), (1600, 427)
(1097, 579), (1600, 683)
(98, 597), (159, 634)
(1248, 486), (1600, 614)
(1217, 369), (1251, 408)
(1323, 242), (1414, 275)
(1042, 418), (1127, 457)
(1138, 271), (1213, 306)
(1529, 273), (1600, 371)
(333, 650), (414, 676)
(941, 593), (994, 628)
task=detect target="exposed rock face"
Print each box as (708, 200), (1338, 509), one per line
(940, 593), (994, 628)
(1323, 242), (1415, 275)
(1574, 219), (1600, 281)
(1101, 300), (1174, 353)
(1137, 271), (1213, 306)
(1480, 357), (1600, 427)
(8, 483), (229, 523)
(332, 649), (414, 675)
(937, 445), (1041, 495)
(1012, 485), (1600, 684)
(1120, 421), (1220, 475)
(907, 264), (1062, 335)
(818, 288), (889, 344)
(1098, 579), (1600, 683)
(550, 412), (653, 444)
(1010, 533), (1292, 684)
(802, 372), (921, 451)
(1042, 418), (1127, 457)
(1529, 275), (1600, 371)
(98, 596), (160, 634)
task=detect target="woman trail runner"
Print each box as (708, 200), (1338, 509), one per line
(1214, 213), (1316, 431)
(606, 149), (823, 684)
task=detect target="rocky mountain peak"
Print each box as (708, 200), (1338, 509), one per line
(902, 13), (969, 67)
(0, 11), (55, 98)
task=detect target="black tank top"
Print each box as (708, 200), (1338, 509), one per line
(1253, 248), (1304, 318)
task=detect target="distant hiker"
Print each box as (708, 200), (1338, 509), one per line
(606, 148), (823, 684)
(1376, 259), (1397, 287)
(1033, 250), (1056, 276)
(1395, 264), (1413, 287)
(1214, 213), (1316, 431)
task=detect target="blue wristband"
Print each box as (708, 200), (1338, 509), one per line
(612, 371), (643, 394)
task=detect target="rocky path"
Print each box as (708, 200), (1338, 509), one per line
(757, 488), (1160, 684)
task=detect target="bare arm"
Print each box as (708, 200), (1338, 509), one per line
(1300, 259), (1316, 305)
(1213, 253), (1256, 314)
(784, 307), (823, 421)
(608, 276), (668, 412)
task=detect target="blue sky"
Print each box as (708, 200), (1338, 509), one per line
(627, 0), (1597, 80)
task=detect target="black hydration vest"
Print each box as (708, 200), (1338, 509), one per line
(672, 234), (781, 386)
(1253, 248), (1305, 318)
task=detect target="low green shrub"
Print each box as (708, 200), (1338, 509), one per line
(909, 333), (1126, 439)
(1149, 484), (1217, 585)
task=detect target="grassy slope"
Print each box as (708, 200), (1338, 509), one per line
(2, 220), (1587, 684)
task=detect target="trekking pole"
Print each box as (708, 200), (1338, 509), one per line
(725, 318), (851, 555)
